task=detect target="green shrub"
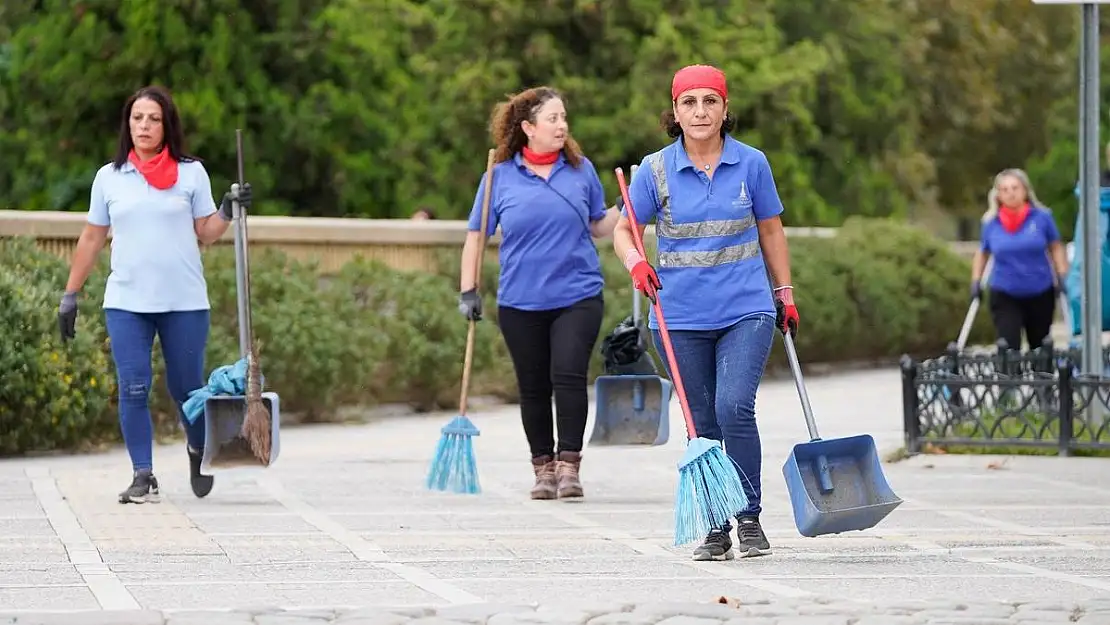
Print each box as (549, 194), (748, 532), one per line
(0, 217), (990, 456)
(0, 242), (115, 455)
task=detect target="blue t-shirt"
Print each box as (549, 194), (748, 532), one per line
(467, 152), (608, 311)
(980, 206), (1061, 298)
(87, 159), (218, 313)
(622, 136), (785, 331)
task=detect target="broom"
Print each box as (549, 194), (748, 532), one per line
(614, 166), (749, 545)
(233, 128), (272, 466)
(425, 148), (496, 494)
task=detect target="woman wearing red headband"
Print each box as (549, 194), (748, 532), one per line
(612, 64), (798, 561)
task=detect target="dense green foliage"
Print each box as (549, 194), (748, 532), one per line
(0, 218), (992, 455)
(0, 1), (1101, 231)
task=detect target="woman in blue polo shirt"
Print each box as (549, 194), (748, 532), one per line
(971, 168), (1068, 351)
(613, 64), (799, 562)
(56, 85), (250, 504)
(458, 86), (620, 501)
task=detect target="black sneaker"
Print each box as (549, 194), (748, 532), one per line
(118, 469), (160, 504)
(691, 527), (734, 561)
(188, 446), (214, 498)
(735, 515), (772, 557)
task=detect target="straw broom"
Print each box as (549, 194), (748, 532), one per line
(425, 148), (496, 494)
(614, 166), (749, 545)
(241, 339), (271, 465)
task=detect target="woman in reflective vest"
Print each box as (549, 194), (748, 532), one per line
(612, 65), (799, 561)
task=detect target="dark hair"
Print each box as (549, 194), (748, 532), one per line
(660, 108), (735, 139)
(112, 85), (197, 169)
(414, 207), (437, 219)
(490, 86), (583, 167)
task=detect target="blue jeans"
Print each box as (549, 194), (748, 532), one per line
(105, 309), (209, 471)
(652, 314), (775, 522)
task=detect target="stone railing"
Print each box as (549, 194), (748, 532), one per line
(0, 210), (973, 274)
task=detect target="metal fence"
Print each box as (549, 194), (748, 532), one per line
(900, 338), (1110, 455)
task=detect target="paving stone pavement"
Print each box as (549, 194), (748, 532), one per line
(2, 368), (1110, 623)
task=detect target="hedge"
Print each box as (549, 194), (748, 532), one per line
(0, 217), (992, 455)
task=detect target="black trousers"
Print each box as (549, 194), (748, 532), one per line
(988, 287), (1056, 351)
(497, 293), (604, 459)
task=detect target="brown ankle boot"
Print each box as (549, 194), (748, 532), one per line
(530, 455), (557, 500)
(555, 451), (583, 499)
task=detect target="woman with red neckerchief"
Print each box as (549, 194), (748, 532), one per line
(971, 168), (1068, 352)
(457, 86), (620, 501)
(57, 85), (251, 505)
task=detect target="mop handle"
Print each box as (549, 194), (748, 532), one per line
(615, 167), (699, 440)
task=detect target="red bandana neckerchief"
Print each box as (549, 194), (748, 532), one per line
(129, 148), (179, 190)
(998, 202), (1031, 234)
(522, 145), (559, 166)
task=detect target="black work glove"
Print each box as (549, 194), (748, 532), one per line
(219, 182), (253, 221)
(458, 288), (482, 321)
(58, 292), (78, 343)
(970, 281), (982, 303)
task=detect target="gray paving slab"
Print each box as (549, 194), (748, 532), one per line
(0, 368), (1108, 621)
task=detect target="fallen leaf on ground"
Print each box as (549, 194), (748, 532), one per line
(715, 596), (742, 608)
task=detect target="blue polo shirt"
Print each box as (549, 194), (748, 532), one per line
(622, 136), (784, 331)
(980, 206), (1061, 298)
(467, 152), (608, 311)
(87, 159), (218, 313)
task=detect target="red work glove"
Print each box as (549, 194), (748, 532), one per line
(774, 287), (799, 337)
(630, 261), (662, 300)
(623, 248), (661, 300)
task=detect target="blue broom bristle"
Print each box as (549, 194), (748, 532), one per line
(673, 437), (749, 546)
(425, 415), (481, 494)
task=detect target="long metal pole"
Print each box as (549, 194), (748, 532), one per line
(1080, 3), (1101, 375)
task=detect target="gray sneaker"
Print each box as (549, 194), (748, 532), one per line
(692, 527), (734, 561)
(735, 515), (772, 557)
(119, 469), (160, 504)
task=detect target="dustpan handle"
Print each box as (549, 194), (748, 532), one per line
(781, 311), (821, 442)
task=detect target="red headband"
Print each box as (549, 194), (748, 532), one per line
(671, 65), (728, 101)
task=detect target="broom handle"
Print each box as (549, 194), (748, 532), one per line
(458, 148), (496, 417)
(615, 167), (699, 440)
(232, 129), (252, 360)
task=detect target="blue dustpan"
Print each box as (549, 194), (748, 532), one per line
(589, 283), (672, 446)
(590, 374), (672, 446)
(779, 331), (903, 537)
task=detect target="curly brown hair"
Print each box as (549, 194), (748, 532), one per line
(490, 86), (583, 167)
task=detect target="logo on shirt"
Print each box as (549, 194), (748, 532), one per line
(732, 181), (753, 211)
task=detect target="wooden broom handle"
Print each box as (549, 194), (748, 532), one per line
(458, 148), (497, 416)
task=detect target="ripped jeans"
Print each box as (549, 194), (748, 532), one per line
(105, 309), (209, 471)
(651, 313), (775, 520)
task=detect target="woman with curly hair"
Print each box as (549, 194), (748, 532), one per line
(457, 86), (620, 500)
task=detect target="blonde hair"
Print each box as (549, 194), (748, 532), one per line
(982, 168), (1048, 224)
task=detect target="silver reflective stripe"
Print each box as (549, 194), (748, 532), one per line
(658, 239), (761, 268)
(646, 152), (756, 239)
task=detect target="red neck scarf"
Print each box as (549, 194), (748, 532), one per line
(129, 148), (179, 190)
(522, 145), (559, 166)
(998, 202), (1031, 234)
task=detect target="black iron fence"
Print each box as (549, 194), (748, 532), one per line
(900, 338), (1110, 455)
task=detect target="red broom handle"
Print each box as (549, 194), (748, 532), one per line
(614, 167), (699, 440)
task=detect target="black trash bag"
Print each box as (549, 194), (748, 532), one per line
(599, 315), (659, 376)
